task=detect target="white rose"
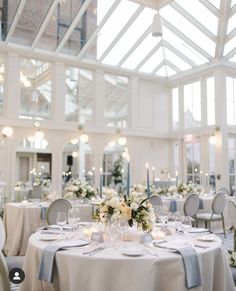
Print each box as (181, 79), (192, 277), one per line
(130, 202), (138, 210)
(108, 197), (120, 208)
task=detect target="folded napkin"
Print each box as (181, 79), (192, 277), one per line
(199, 199), (204, 209)
(40, 207), (48, 220)
(154, 241), (201, 289)
(38, 240), (90, 282)
(170, 200), (177, 212)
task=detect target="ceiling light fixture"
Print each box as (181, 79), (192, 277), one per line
(152, 12), (162, 37)
(1, 126), (14, 138)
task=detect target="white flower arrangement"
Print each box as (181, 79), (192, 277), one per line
(64, 179), (98, 200)
(47, 191), (59, 202)
(104, 188), (118, 199)
(94, 196), (155, 232)
(14, 181), (25, 190)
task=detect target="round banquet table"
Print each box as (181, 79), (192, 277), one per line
(3, 201), (95, 256)
(20, 227), (235, 291)
(162, 195), (235, 233)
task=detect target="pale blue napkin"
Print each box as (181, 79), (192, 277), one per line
(199, 199), (204, 209)
(40, 207), (48, 220)
(170, 200), (177, 212)
(177, 247), (202, 289)
(38, 240), (90, 282)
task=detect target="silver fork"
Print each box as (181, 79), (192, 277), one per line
(83, 247), (105, 256)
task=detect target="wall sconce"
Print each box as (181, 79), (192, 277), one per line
(1, 126), (14, 138)
(208, 126), (220, 145)
(78, 125), (89, 143)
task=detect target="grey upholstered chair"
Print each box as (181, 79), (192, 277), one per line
(219, 187), (230, 196)
(0, 251), (10, 291)
(149, 195), (162, 207)
(183, 193), (200, 226)
(46, 198), (72, 225)
(196, 192), (226, 237)
(228, 200), (236, 251)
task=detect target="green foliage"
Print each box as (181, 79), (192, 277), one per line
(112, 155), (124, 185)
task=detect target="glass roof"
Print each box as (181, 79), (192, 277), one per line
(1, 0), (236, 79)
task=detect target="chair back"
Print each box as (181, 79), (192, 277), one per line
(183, 193), (200, 217)
(47, 198), (72, 225)
(212, 192), (226, 214)
(219, 187), (230, 196)
(149, 195), (162, 207)
(229, 200), (236, 229)
(0, 217), (6, 252)
(0, 252), (10, 291)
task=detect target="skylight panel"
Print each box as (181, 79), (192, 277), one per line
(156, 65), (176, 77)
(227, 12), (236, 34)
(224, 35), (236, 56)
(97, 0), (139, 59)
(102, 8), (156, 66)
(164, 48), (191, 70)
(139, 48), (163, 73)
(160, 5), (216, 57)
(162, 27), (208, 65)
(231, 0), (236, 7)
(175, 0), (218, 35)
(121, 34), (160, 70)
(207, 0), (220, 9)
(97, 0), (116, 23)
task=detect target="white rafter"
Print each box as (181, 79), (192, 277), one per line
(229, 4), (236, 17)
(165, 60), (181, 73)
(198, 0), (219, 17)
(135, 41), (162, 71)
(152, 61), (165, 74)
(129, 0), (174, 10)
(118, 25), (151, 66)
(55, 0), (92, 53)
(99, 6), (144, 62)
(215, 0), (231, 58)
(225, 27), (236, 43)
(162, 40), (196, 67)
(32, 0), (59, 48)
(162, 18), (212, 60)
(77, 0), (121, 59)
(171, 2), (216, 42)
(5, 0), (27, 43)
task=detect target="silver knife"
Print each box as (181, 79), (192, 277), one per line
(83, 247), (105, 255)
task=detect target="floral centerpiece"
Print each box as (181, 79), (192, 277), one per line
(228, 250), (236, 267)
(14, 181), (25, 190)
(64, 179), (97, 200)
(94, 195), (155, 232)
(103, 188), (118, 199)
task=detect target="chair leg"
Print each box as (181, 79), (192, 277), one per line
(205, 220), (208, 229)
(221, 214), (226, 239)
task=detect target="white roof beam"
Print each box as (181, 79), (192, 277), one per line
(135, 41), (162, 71)
(225, 27), (236, 43)
(55, 0), (92, 53)
(198, 0), (219, 17)
(165, 60), (180, 73)
(128, 0), (174, 10)
(5, 0), (27, 43)
(229, 4), (236, 17)
(32, 0), (59, 48)
(171, 2), (216, 42)
(215, 0), (231, 58)
(77, 0), (121, 59)
(118, 26), (151, 66)
(162, 40), (196, 67)
(99, 6), (144, 62)
(224, 46), (236, 59)
(162, 18), (212, 60)
(152, 61), (165, 75)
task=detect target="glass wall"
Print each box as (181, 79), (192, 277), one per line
(186, 141), (200, 184)
(19, 58), (52, 119)
(184, 81), (201, 129)
(65, 67), (93, 123)
(207, 77), (215, 125)
(0, 54), (5, 115)
(229, 137), (236, 195)
(227, 76), (236, 125)
(208, 141), (216, 190)
(105, 74), (128, 128)
(172, 88), (179, 130)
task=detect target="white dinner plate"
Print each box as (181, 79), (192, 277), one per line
(122, 247), (144, 257)
(196, 235), (216, 242)
(39, 234), (59, 241)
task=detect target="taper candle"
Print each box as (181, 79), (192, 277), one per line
(146, 163), (150, 198)
(99, 168), (103, 198)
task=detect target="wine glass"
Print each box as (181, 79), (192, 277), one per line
(56, 212), (67, 237)
(181, 216), (192, 240)
(108, 221), (119, 245)
(68, 207), (80, 232)
(158, 206), (169, 226)
(119, 219), (128, 241)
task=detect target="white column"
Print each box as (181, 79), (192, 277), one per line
(127, 77), (138, 129)
(52, 63), (65, 123)
(214, 69), (228, 191)
(3, 53), (20, 118)
(51, 146), (63, 196)
(92, 70), (105, 127)
(201, 77), (207, 127)
(79, 141), (85, 181)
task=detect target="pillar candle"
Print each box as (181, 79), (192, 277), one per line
(146, 163), (150, 198)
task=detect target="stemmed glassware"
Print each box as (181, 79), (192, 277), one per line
(181, 216), (192, 240)
(68, 207), (81, 232)
(56, 212), (67, 238)
(119, 219), (128, 241)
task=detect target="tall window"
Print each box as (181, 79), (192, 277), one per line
(207, 77), (215, 125)
(65, 67), (93, 124)
(105, 74), (128, 128)
(184, 81), (201, 128)
(227, 76), (236, 125)
(229, 137), (236, 195)
(172, 88), (179, 129)
(0, 55), (4, 115)
(173, 142), (179, 172)
(19, 58), (52, 119)
(208, 141), (216, 190)
(186, 142), (200, 184)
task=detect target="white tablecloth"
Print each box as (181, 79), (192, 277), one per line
(3, 201), (95, 256)
(20, 229), (235, 291)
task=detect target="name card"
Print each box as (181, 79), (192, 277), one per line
(90, 231), (104, 243)
(139, 233), (153, 244)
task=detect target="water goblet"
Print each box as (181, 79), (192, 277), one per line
(56, 212), (67, 237)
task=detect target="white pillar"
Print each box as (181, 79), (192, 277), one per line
(128, 77), (138, 129)
(52, 63), (65, 123)
(92, 70), (105, 127)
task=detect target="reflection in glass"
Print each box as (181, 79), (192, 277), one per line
(186, 142), (200, 185)
(207, 77), (215, 125)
